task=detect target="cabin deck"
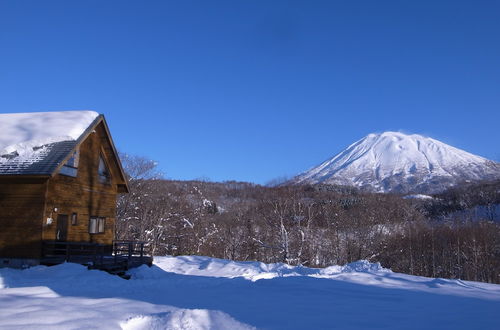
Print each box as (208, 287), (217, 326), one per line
(41, 240), (153, 277)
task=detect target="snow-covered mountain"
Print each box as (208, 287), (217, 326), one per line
(292, 131), (500, 193)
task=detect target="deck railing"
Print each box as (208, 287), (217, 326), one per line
(42, 240), (151, 267)
(113, 240), (150, 263)
(42, 241), (110, 265)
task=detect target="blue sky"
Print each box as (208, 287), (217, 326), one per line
(1, 1), (499, 184)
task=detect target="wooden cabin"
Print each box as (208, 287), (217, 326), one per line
(0, 111), (147, 269)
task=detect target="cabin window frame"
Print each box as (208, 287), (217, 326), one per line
(71, 213), (78, 226)
(89, 216), (106, 234)
(59, 148), (80, 177)
(98, 152), (111, 184)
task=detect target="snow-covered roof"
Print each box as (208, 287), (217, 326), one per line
(0, 111), (100, 176)
(0, 111), (99, 155)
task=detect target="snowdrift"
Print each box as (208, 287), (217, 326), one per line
(1, 256), (499, 329)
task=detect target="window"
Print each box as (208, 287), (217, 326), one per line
(89, 217), (105, 234)
(71, 213), (78, 226)
(98, 155), (111, 184)
(60, 149), (79, 177)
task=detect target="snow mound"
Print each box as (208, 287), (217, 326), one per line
(403, 194), (434, 200)
(121, 310), (255, 330)
(131, 256), (392, 282)
(322, 260), (391, 274)
(131, 255), (317, 281)
(293, 131), (500, 193)
(0, 110), (99, 156)
(0, 262), (123, 289)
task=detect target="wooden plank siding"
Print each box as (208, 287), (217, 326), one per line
(0, 182), (47, 258)
(43, 122), (119, 246)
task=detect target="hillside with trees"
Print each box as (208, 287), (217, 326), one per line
(116, 155), (500, 283)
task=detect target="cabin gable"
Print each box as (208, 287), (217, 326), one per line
(43, 121), (120, 246)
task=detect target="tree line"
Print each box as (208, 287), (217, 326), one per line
(116, 155), (500, 283)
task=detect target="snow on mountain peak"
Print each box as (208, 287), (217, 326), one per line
(293, 131), (500, 193)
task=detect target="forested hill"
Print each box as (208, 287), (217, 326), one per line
(116, 157), (500, 284)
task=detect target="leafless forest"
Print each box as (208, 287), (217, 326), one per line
(116, 155), (500, 283)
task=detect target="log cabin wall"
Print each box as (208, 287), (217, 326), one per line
(0, 180), (47, 259)
(42, 121), (119, 246)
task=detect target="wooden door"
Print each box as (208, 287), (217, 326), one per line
(56, 214), (68, 241)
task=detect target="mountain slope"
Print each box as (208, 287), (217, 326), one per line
(293, 131), (500, 193)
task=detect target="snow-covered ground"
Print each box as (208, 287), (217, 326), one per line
(1, 256), (499, 330)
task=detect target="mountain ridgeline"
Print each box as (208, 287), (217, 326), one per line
(291, 132), (500, 194)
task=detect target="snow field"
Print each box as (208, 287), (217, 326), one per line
(1, 256), (499, 329)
